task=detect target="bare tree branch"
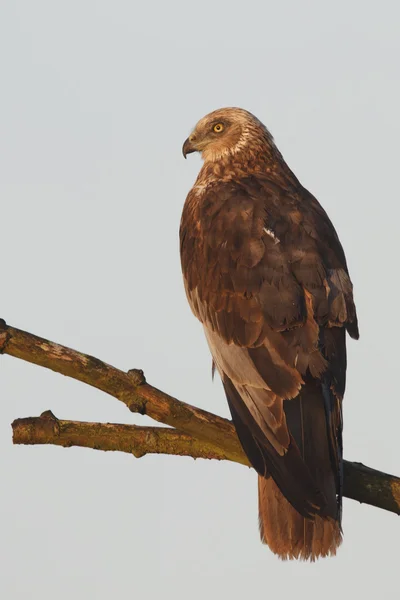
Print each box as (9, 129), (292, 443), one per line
(0, 319), (242, 462)
(2, 318), (400, 516)
(12, 411), (232, 461)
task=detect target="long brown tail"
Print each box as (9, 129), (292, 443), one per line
(258, 381), (343, 561)
(258, 477), (341, 561)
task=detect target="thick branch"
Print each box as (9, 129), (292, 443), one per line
(2, 319), (400, 515)
(0, 319), (242, 462)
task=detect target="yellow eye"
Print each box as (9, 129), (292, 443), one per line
(213, 123), (224, 133)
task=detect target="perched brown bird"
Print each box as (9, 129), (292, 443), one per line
(180, 107), (358, 561)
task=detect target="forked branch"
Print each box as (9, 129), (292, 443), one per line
(1, 318), (399, 515)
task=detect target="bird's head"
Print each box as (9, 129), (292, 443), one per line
(182, 107), (273, 163)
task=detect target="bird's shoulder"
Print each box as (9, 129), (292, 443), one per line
(181, 173), (342, 272)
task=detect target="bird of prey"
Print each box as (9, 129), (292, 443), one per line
(180, 108), (358, 560)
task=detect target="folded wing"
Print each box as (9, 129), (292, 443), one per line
(180, 175), (358, 519)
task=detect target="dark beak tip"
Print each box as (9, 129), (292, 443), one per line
(182, 137), (195, 159)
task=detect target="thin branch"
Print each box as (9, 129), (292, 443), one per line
(12, 411), (232, 461)
(2, 318), (400, 515)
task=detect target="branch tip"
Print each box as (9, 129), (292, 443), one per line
(0, 319), (9, 353)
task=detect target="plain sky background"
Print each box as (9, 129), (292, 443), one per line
(1, 1), (399, 598)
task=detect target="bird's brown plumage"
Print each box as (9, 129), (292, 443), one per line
(180, 107), (358, 560)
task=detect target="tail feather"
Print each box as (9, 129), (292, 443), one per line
(258, 381), (342, 560)
(218, 337), (344, 560)
(258, 477), (342, 561)
(223, 376), (330, 519)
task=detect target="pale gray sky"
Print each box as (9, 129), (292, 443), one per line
(1, 1), (399, 598)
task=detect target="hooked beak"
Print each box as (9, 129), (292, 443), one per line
(182, 136), (197, 159)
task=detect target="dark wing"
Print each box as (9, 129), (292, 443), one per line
(180, 175), (358, 518)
